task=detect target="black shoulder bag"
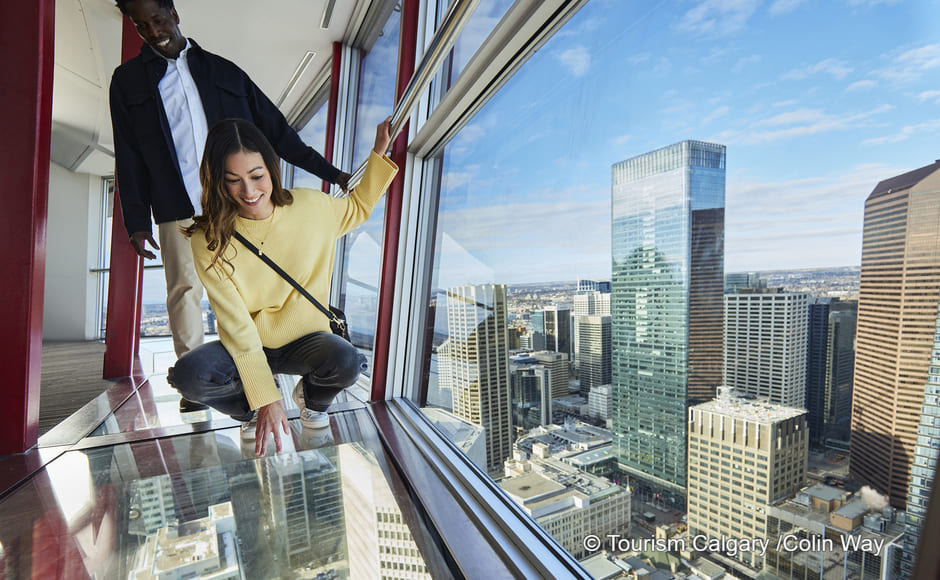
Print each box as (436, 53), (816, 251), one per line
(232, 231), (350, 341)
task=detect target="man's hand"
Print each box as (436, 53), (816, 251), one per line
(129, 231), (159, 260)
(255, 400), (290, 456)
(334, 171), (351, 193)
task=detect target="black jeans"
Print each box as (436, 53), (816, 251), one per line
(167, 332), (366, 421)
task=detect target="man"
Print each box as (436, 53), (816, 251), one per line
(110, 0), (349, 411)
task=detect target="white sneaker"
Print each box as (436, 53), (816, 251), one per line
(299, 408), (330, 429)
(293, 380), (330, 428)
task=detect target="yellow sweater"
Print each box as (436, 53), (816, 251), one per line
(191, 151), (398, 409)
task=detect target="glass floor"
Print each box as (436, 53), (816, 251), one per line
(0, 339), (444, 579)
(0, 338), (593, 579)
(0, 415), (443, 579)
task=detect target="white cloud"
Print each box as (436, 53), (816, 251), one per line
(784, 58), (853, 80)
(442, 171), (475, 190)
(769, 0), (808, 15)
(874, 43), (940, 84)
(724, 163), (902, 271)
(610, 134), (633, 146)
(918, 90), (940, 103)
(702, 47), (729, 65)
(755, 108), (826, 127)
(678, 0), (760, 36)
(703, 106), (731, 124)
(652, 57), (673, 76)
(847, 80), (878, 91)
(719, 105), (894, 144)
(452, 123), (487, 149)
(436, 195), (612, 283)
(556, 45), (591, 77)
(846, 0), (902, 6)
(862, 118), (940, 146)
(627, 52), (651, 66)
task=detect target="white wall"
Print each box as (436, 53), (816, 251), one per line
(43, 161), (104, 341)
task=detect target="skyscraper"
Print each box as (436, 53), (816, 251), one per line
(805, 298), (856, 449)
(535, 305), (572, 357)
(573, 290), (611, 317)
(575, 315), (611, 392)
(530, 350), (570, 399)
(688, 388), (808, 571)
(573, 286), (611, 394)
(509, 354), (552, 436)
(445, 284), (513, 474)
(902, 299), (940, 578)
(611, 140), (725, 499)
(851, 160), (940, 507)
(724, 289), (809, 408)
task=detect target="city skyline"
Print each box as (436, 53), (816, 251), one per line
(432, 0), (939, 288)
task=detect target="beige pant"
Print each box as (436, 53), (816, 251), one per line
(158, 218), (204, 357)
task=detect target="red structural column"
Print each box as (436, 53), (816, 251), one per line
(0, 0), (54, 454)
(323, 42), (343, 194)
(102, 18), (145, 379)
(371, 0), (419, 401)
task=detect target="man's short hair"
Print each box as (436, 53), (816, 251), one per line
(115, 0), (175, 15)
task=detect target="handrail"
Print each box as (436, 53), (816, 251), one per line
(347, 0), (479, 187)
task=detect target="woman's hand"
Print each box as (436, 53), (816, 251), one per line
(373, 116), (392, 156)
(255, 400), (290, 456)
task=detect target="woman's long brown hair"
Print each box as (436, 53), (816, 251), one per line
(185, 118), (293, 273)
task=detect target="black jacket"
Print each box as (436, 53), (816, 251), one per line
(110, 40), (340, 234)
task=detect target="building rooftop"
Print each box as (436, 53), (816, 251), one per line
(501, 471), (568, 502)
(869, 160), (940, 201)
(579, 553), (624, 579)
(770, 485), (907, 542)
(802, 483), (846, 503)
(690, 556), (726, 578)
(834, 499), (869, 520)
(564, 445), (615, 468)
(693, 387), (807, 423)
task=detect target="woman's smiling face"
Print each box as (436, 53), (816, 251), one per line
(224, 150), (275, 220)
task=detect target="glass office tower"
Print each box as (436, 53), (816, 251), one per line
(610, 140), (725, 499)
(902, 301), (940, 578)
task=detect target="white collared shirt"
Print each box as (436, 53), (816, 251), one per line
(157, 39), (209, 215)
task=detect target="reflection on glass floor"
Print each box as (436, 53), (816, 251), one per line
(81, 338), (369, 440)
(0, 411), (437, 579)
(2, 339), (433, 579)
(3, 336), (591, 578)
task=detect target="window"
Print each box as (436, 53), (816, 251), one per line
(338, 7), (401, 357)
(95, 178), (115, 339)
(290, 99), (331, 190)
(389, 0), (935, 570)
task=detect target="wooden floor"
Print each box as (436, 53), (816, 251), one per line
(39, 341), (116, 437)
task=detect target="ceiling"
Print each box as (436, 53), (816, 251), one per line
(51, 0), (367, 175)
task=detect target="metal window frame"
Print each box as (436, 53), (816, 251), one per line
(391, 0), (590, 402)
(373, 397), (594, 578)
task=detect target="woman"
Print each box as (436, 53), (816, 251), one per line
(168, 116), (396, 456)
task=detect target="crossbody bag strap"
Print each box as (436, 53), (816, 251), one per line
(232, 231), (337, 323)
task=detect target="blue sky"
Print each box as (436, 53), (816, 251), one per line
(433, 0), (940, 287)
